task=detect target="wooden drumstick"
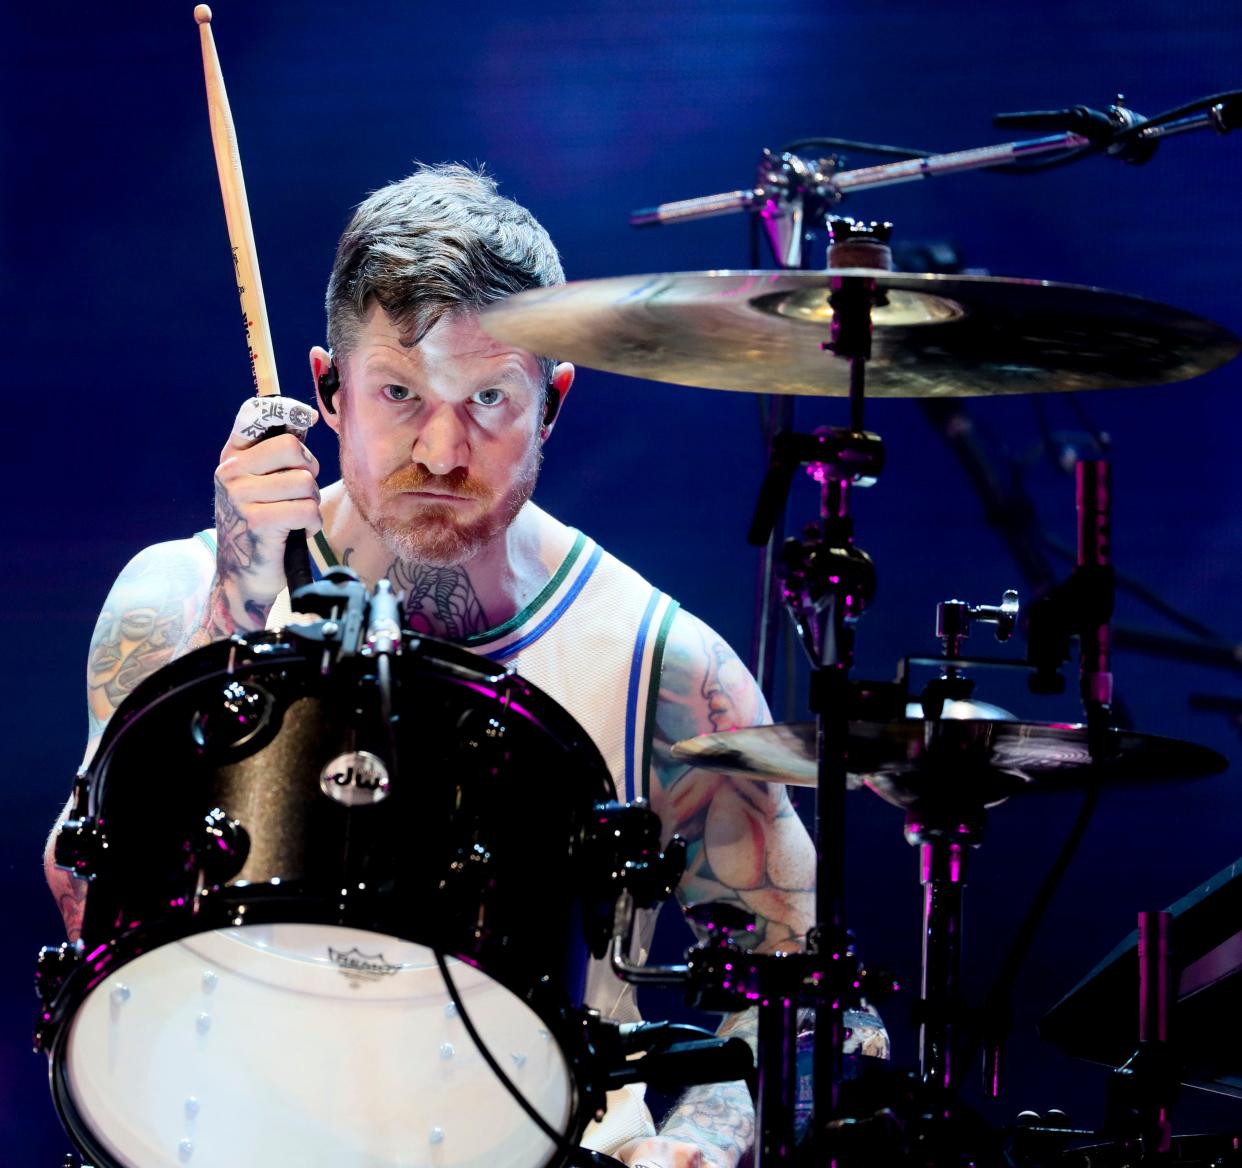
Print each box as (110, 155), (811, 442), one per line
(195, 4), (280, 399)
(195, 5), (314, 592)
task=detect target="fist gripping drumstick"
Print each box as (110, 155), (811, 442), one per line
(194, 5), (314, 592)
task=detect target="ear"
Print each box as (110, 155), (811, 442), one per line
(542, 362), (575, 440)
(309, 345), (342, 435)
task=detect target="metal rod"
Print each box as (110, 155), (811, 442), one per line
(849, 357), (866, 433)
(812, 678), (848, 1161)
(629, 132), (1091, 225)
(752, 396), (795, 699)
(1137, 910), (1171, 1045)
(832, 133), (1091, 193)
(1137, 109), (1223, 141)
(754, 995), (799, 1167)
(630, 188), (759, 226)
(918, 838), (968, 1091)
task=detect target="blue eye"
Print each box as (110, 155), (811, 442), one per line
(472, 388), (506, 407)
(383, 385), (412, 402)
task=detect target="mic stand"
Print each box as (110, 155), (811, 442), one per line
(629, 91), (1242, 228)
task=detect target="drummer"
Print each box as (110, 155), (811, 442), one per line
(46, 162), (886, 1167)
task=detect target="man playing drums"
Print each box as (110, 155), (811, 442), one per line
(46, 163), (883, 1167)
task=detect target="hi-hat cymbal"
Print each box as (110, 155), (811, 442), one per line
(670, 713), (1227, 811)
(479, 270), (1240, 396)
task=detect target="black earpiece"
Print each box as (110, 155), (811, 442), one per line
(543, 383), (561, 427)
(318, 351), (340, 415)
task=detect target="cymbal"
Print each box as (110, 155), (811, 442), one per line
(670, 710), (1227, 810)
(479, 270), (1240, 396)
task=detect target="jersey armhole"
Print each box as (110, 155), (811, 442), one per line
(639, 598), (679, 803)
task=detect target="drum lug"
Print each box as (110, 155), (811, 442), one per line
(184, 807), (250, 885)
(582, 801), (687, 957)
(34, 941), (81, 1051)
(586, 801), (687, 908)
(53, 817), (103, 880)
(190, 680), (274, 752)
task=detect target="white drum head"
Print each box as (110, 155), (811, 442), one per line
(62, 924), (574, 1168)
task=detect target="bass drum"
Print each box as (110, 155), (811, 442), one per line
(39, 629), (622, 1168)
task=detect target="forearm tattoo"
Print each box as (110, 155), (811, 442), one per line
(386, 558), (490, 638)
(843, 1004), (891, 1059)
(660, 1080), (755, 1168)
(658, 1009), (758, 1167)
(214, 474), (259, 575)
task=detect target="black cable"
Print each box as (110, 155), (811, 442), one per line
(433, 949), (624, 1168)
(970, 784), (1102, 1080)
(1064, 396), (1110, 451)
(992, 145), (1094, 174)
(781, 136), (928, 159)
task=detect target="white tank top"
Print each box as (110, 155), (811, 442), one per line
(200, 527), (680, 1150)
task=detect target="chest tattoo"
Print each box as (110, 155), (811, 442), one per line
(385, 560), (490, 639)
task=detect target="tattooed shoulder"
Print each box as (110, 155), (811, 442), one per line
(655, 610), (771, 746)
(87, 539), (213, 741)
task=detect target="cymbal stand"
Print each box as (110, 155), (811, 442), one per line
(748, 244), (887, 1162)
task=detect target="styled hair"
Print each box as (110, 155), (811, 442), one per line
(325, 163), (564, 385)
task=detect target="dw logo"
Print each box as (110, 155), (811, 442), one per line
(319, 751), (390, 805)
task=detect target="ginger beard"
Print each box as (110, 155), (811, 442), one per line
(339, 410), (543, 568)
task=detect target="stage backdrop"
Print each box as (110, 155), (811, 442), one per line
(4, 0), (1241, 1159)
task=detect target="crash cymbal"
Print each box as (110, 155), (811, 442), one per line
(670, 710), (1227, 811)
(479, 270), (1240, 396)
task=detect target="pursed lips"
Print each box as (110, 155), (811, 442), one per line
(395, 490), (478, 504)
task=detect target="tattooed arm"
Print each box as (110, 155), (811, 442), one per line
(47, 406), (321, 940)
(185, 427), (322, 645)
(44, 538), (215, 940)
(618, 608), (883, 1168)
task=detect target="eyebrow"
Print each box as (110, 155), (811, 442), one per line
(360, 358), (538, 388)
(488, 365), (539, 387)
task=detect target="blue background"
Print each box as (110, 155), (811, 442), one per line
(4, 0), (1241, 1159)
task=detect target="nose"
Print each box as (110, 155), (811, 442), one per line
(411, 403), (469, 477)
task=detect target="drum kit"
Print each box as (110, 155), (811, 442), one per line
(30, 13), (1242, 1165)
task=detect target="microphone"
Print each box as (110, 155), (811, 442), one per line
(994, 104), (1118, 143)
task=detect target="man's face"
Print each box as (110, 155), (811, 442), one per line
(334, 306), (546, 567)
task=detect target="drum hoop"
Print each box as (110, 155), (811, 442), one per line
(86, 631), (614, 813)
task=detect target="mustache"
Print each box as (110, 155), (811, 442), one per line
(379, 464), (489, 499)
